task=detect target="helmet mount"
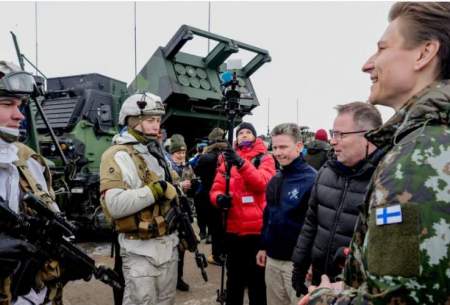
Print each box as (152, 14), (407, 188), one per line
(137, 93), (147, 116)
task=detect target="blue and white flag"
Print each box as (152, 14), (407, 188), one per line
(376, 205), (402, 225)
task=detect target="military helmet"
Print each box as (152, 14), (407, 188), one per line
(118, 92), (165, 126)
(0, 61), (35, 98)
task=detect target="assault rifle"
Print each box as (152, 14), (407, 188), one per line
(165, 194), (208, 282)
(0, 193), (123, 291)
(146, 139), (208, 282)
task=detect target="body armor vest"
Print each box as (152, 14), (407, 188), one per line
(11, 143), (61, 304)
(13, 143), (55, 208)
(100, 144), (173, 240)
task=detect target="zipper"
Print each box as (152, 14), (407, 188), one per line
(323, 177), (349, 274)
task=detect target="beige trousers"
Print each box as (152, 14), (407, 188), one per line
(122, 250), (178, 305)
(265, 256), (299, 305)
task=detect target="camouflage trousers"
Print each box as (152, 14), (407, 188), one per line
(122, 250), (178, 305)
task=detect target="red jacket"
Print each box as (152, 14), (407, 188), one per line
(210, 138), (276, 235)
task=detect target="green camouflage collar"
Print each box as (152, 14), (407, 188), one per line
(366, 80), (450, 148)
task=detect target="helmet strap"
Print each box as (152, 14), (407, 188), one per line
(129, 125), (158, 144)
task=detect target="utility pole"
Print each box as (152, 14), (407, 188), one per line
(207, 1), (211, 52)
(266, 97), (270, 136)
(134, 1), (137, 85)
(296, 98), (299, 125)
(35, 2), (38, 75)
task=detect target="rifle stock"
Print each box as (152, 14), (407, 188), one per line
(0, 193), (124, 290)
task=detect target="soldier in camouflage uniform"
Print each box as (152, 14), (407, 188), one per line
(300, 3), (450, 305)
(100, 92), (179, 305)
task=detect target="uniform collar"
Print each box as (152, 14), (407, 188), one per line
(281, 155), (306, 173)
(366, 80), (450, 149)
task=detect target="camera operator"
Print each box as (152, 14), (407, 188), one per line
(210, 122), (276, 305)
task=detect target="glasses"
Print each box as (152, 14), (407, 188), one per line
(329, 129), (367, 140)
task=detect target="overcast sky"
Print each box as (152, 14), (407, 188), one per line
(0, 1), (395, 135)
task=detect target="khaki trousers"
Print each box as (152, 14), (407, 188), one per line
(265, 256), (299, 305)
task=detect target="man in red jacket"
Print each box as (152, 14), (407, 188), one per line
(210, 122), (276, 305)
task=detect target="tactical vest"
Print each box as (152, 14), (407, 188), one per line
(100, 144), (173, 240)
(13, 143), (55, 207)
(12, 143), (61, 303)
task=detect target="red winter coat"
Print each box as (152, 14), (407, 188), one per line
(210, 138), (276, 235)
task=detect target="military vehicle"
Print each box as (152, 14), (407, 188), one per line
(35, 74), (128, 234)
(12, 25), (270, 237)
(130, 24), (271, 147)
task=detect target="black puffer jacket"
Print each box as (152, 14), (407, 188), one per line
(193, 142), (228, 195)
(291, 150), (384, 285)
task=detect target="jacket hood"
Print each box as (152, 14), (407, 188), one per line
(366, 80), (450, 149)
(305, 140), (331, 154)
(204, 141), (228, 153)
(235, 137), (268, 159)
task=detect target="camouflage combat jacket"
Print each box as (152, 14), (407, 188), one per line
(308, 80), (450, 305)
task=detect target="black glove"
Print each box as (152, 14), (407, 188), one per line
(216, 194), (232, 210)
(292, 263), (308, 297)
(224, 148), (244, 168)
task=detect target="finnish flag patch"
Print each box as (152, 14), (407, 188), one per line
(376, 204), (402, 225)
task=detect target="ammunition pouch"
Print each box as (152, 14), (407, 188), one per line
(100, 144), (178, 240)
(117, 199), (174, 240)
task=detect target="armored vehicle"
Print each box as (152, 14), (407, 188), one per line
(129, 24), (271, 147)
(34, 74), (128, 235)
(14, 25), (270, 237)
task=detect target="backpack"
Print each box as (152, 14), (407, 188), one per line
(252, 153), (280, 170)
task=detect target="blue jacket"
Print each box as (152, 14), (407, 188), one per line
(261, 155), (316, 260)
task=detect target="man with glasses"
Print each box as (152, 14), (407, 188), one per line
(291, 102), (383, 297)
(300, 3), (450, 305)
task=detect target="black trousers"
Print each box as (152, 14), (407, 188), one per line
(210, 206), (225, 260)
(178, 248), (185, 279)
(225, 234), (266, 305)
(194, 193), (209, 235)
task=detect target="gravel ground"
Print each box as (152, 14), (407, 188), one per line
(62, 241), (248, 305)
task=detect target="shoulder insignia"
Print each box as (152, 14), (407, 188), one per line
(376, 204), (402, 225)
